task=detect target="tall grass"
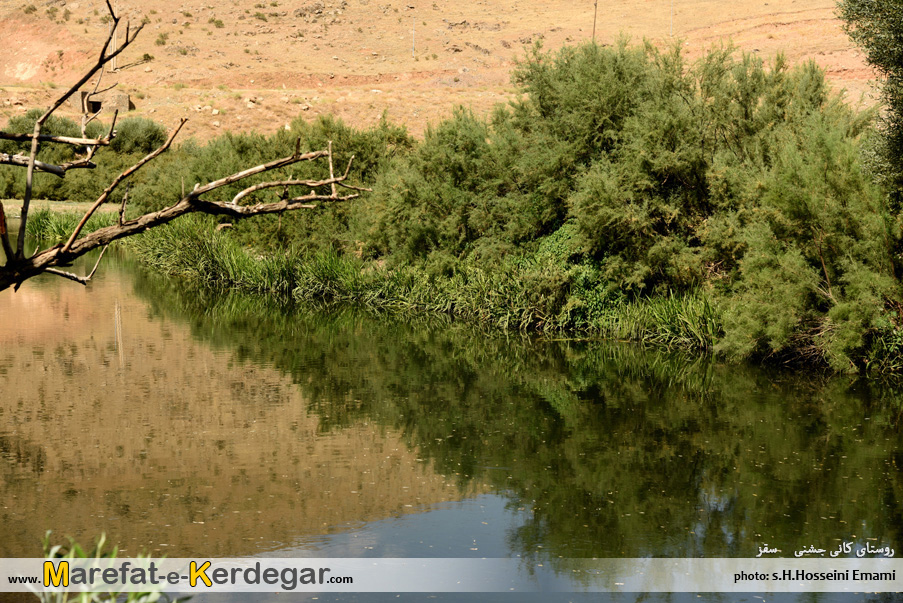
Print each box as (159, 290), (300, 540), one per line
(591, 292), (720, 350)
(130, 215), (301, 297)
(123, 215), (724, 348)
(25, 208), (119, 246)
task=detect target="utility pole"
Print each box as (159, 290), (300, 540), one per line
(592, 0), (599, 42)
(111, 2), (118, 71)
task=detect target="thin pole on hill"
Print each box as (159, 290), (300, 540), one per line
(111, 2), (118, 70)
(412, 17), (416, 57)
(592, 0), (598, 42)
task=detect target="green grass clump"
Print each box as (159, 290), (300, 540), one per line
(25, 209), (119, 245)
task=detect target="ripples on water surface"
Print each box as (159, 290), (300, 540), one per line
(1, 251), (902, 602)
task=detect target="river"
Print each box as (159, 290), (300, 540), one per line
(1, 246), (902, 602)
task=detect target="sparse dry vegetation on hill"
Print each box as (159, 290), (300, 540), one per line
(0, 0), (877, 140)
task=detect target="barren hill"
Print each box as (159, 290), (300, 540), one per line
(0, 0), (876, 140)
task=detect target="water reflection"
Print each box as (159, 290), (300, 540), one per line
(128, 265), (903, 561)
(1, 253), (902, 572)
(0, 256), (479, 559)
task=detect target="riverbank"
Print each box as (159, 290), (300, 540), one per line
(28, 207), (902, 376)
(13, 41), (903, 374)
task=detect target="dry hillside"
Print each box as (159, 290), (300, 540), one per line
(0, 0), (877, 140)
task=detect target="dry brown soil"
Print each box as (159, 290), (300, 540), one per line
(0, 0), (878, 141)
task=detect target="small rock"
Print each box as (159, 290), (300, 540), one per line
(212, 120), (221, 127)
(211, 108), (219, 115)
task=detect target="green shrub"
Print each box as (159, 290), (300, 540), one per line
(110, 117), (168, 155)
(13, 39), (899, 370)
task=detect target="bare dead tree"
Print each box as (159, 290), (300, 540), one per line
(0, 1), (368, 293)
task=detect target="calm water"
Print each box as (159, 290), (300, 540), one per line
(2, 248), (903, 601)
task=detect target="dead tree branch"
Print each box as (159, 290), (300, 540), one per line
(0, 132), (114, 146)
(0, 153), (97, 176)
(0, 3), (369, 293)
(14, 0), (141, 260)
(0, 116), (369, 292)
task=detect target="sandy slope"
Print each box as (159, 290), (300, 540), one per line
(0, 0), (877, 140)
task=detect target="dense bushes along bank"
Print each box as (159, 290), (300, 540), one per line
(14, 40), (903, 372)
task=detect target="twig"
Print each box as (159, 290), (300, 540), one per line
(0, 141), (366, 291)
(118, 183), (130, 226)
(0, 153), (92, 177)
(328, 141), (337, 198)
(45, 267), (92, 286)
(231, 176), (348, 205)
(86, 244), (110, 280)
